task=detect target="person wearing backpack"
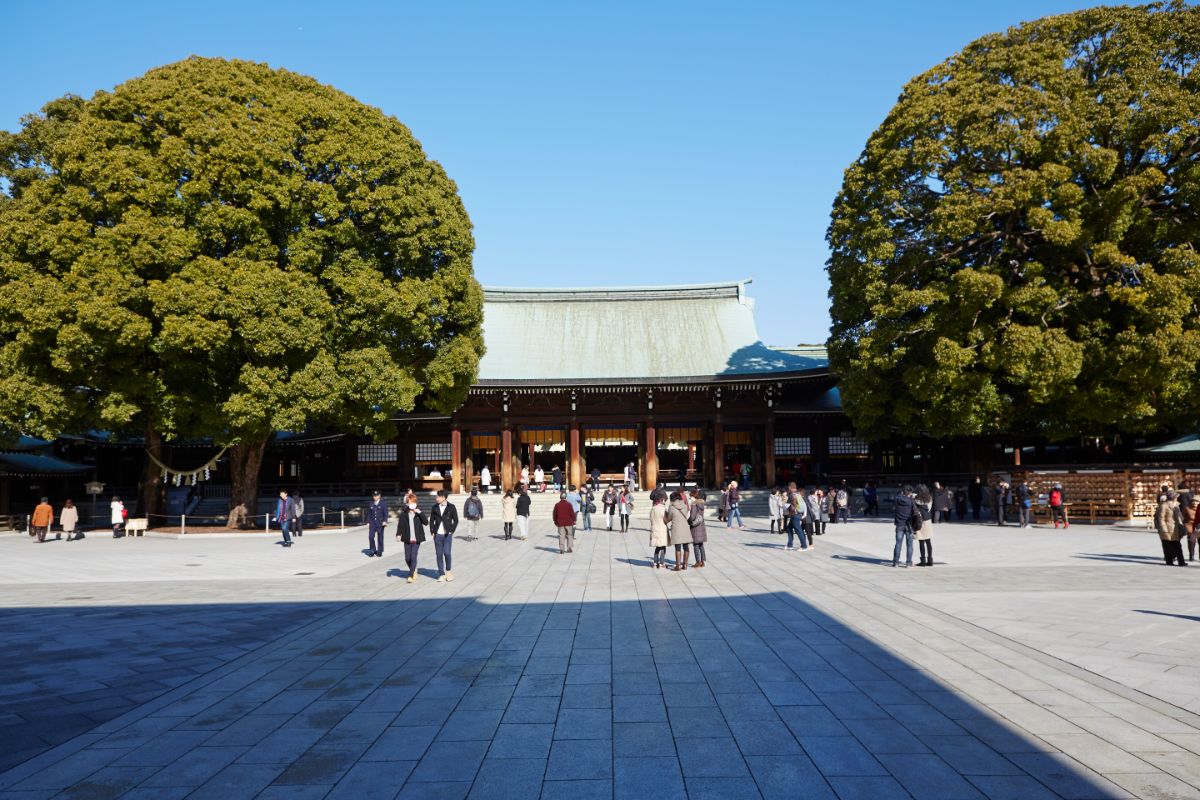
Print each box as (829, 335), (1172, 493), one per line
(463, 488), (483, 540)
(1049, 483), (1068, 528)
(892, 485), (916, 568)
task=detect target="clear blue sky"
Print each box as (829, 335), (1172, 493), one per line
(4, 0), (1101, 346)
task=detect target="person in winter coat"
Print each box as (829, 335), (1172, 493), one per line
(1155, 491), (1187, 566)
(534, 466), (546, 492)
(463, 489), (483, 540)
(689, 490), (709, 567)
(993, 482), (1009, 526)
(520, 465), (530, 488)
(1049, 482), (1069, 528)
(725, 481), (745, 529)
(501, 489), (517, 540)
(365, 490), (388, 556)
(479, 465), (491, 494)
(60, 499), (79, 542)
(580, 486), (594, 531)
(31, 498), (53, 543)
(552, 464), (563, 493)
(396, 493), (428, 582)
(915, 487), (934, 566)
(110, 497), (126, 538)
(649, 494), (669, 568)
(718, 488), (728, 523)
(292, 493), (305, 537)
(552, 492), (576, 554)
(602, 484), (618, 530)
(834, 482), (850, 523)
(618, 486), (634, 532)
(1015, 480), (1032, 528)
(932, 482), (952, 524)
(429, 489), (459, 582)
(1183, 496), (1199, 561)
(893, 486), (916, 568)
(816, 489), (830, 536)
(768, 490), (782, 534)
(666, 492), (693, 570)
(516, 487), (531, 540)
(788, 488), (811, 551)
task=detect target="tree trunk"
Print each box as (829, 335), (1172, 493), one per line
(228, 440), (267, 529)
(139, 424), (165, 521)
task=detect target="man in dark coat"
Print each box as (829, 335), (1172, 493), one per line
(968, 477), (983, 521)
(275, 490), (295, 548)
(429, 489), (459, 582)
(892, 485), (915, 567)
(366, 490), (389, 557)
(552, 465), (563, 493)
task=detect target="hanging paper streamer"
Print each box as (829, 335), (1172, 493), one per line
(145, 447), (229, 485)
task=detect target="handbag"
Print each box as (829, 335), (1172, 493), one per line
(586, 502), (597, 514)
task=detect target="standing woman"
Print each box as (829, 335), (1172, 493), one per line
(689, 490), (709, 567)
(396, 493), (428, 582)
(501, 489), (517, 540)
(650, 493), (669, 569)
(581, 484), (595, 531)
(480, 464), (491, 494)
(60, 499), (79, 542)
(725, 481), (745, 529)
(768, 489), (781, 535)
(602, 484), (617, 531)
(618, 485), (633, 533)
(520, 464), (530, 489)
(817, 489), (831, 536)
(110, 496), (126, 539)
(666, 491), (693, 570)
(915, 485), (935, 566)
(516, 485), (531, 540)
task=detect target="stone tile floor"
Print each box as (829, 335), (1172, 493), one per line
(0, 515), (1198, 798)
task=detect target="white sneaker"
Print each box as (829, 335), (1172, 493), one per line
(446, 571), (455, 582)
(437, 574), (446, 583)
(785, 545), (794, 550)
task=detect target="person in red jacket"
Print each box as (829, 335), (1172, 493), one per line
(552, 492), (576, 554)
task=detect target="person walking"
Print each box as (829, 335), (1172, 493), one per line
(110, 496), (126, 538)
(61, 499), (79, 542)
(618, 485), (633, 532)
(397, 493), (427, 582)
(741, 461), (752, 489)
(602, 484), (617, 530)
(864, 481), (879, 517)
(893, 485), (916, 568)
(534, 466), (546, 492)
(365, 490), (388, 557)
(501, 489), (517, 540)
(429, 489), (459, 582)
(689, 490), (709, 567)
(968, 477), (983, 521)
(516, 485), (531, 540)
(993, 481), (1008, 526)
(649, 493), (669, 568)
(590, 466), (601, 492)
(553, 492), (576, 554)
(1016, 480), (1032, 528)
(625, 461), (638, 492)
(581, 485), (595, 531)
(786, 487), (810, 551)
(31, 498), (53, 543)
(552, 464), (563, 493)
(520, 465), (530, 488)
(566, 484), (581, 541)
(480, 465), (491, 494)
(292, 492), (305, 537)
(932, 482), (952, 524)
(768, 489), (782, 534)
(463, 488), (483, 541)
(1155, 490), (1187, 567)
(725, 481), (745, 529)
(1049, 482), (1069, 528)
(1188, 497), (1200, 562)
(666, 491), (693, 570)
(805, 488), (822, 544)
(835, 481), (850, 523)
(275, 490), (295, 548)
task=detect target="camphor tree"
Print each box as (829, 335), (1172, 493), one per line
(827, 2), (1200, 442)
(0, 57), (483, 526)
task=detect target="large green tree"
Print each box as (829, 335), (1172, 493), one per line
(0, 57), (483, 525)
(828, 2), (1200, 442)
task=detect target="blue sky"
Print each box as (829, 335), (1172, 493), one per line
(3, 0), (1101, 346)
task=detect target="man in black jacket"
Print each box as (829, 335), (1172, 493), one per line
(516, 487), (532, 540)
(429, 489), (459, 582)
(366, 491), (388, 557)
(893, 485), (915, 568)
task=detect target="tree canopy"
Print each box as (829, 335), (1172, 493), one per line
(0, 57), (483, 520)
(827, 2), (1200, 441)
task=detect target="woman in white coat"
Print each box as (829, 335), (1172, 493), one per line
(110, 497), (125, 538)
(649, 495), (669, 569)
(61, 499), (80, 542)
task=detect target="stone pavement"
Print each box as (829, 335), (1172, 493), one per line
(0, 515), (1199, 798)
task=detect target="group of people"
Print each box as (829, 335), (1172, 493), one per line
(648, 489), (709, 569)
(765, 483), (850, 536)
(28, 497), (81, 542)
(1154, 483), (1200, 566)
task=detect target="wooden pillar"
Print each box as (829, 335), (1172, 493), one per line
(501, 428), (513, 491)
(645, 422), (658, 490)
(463, 432), (474, 493)
(765, 417), (776, 488)
(1013, 441), (1022, 466)
(569, 423), (582, 488)
(450, 427), (462, 494)
(713, 420), (725, 488)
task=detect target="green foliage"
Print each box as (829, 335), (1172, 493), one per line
(827, 2), (1200, 440)
(0, 57), (482, 448)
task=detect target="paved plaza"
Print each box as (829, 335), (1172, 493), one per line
(1, 514), (1200, 799)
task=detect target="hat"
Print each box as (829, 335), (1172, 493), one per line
(372, 490), (381, 497)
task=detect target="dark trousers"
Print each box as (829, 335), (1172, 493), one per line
(694, 542), (706, 562)
(368, 524), (384, 554)
(653, 546), (666, 565)
(620, 514), (629, 532)
(933, 509), (951, 524)
(293, 515), (303, 537)
(1162, 539), (1186, 566)
(919, 538), (933, 564)
(1018, 506), (1031, 527)
(434, 534), (453, 574)
(970, 502), (980, 520)
(503, 522), (513, 539)
(405, 541), (421, 572)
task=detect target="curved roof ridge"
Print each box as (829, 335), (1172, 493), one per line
(483, 279), (752, 303)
